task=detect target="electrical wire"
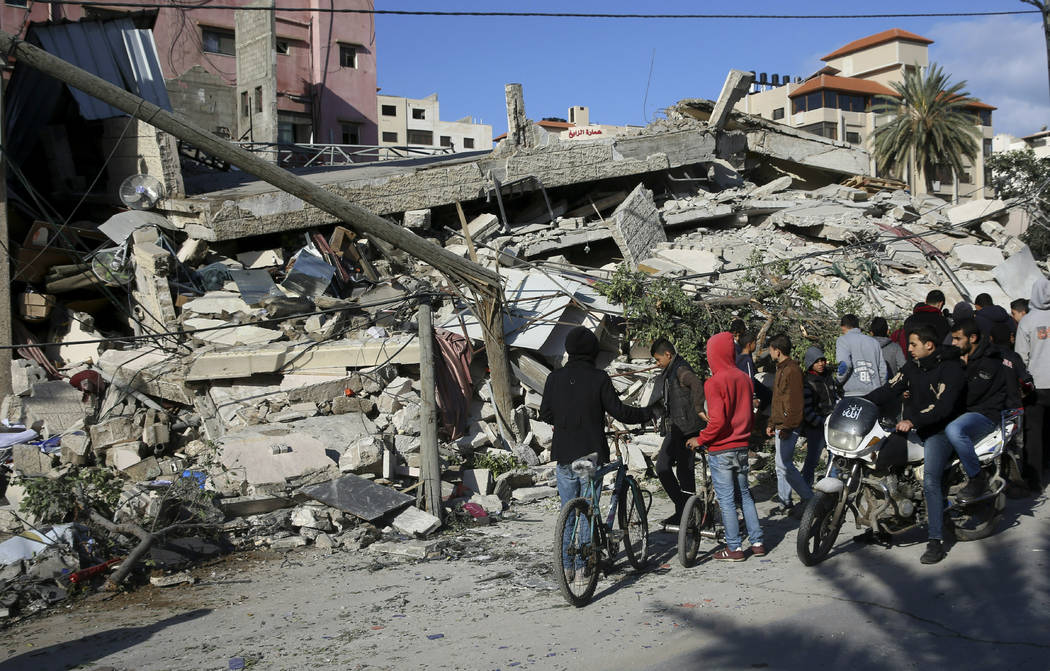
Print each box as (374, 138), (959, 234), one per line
(30, 3), (1045, 19)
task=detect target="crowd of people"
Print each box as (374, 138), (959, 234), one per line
(542, 280), (1050, 580)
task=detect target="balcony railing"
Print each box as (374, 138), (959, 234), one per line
(233, 142), (456, 168)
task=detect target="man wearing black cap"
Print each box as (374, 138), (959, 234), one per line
(540, 327), (652, 583)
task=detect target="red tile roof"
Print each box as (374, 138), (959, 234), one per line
(788, 75), (899, 99)
(822, 29), (934, 61)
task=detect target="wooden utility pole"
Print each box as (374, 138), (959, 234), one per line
(1023, 1), (1050, 103)
(417, 298), (441, 522)
(0, 74), (11, 398)
(0, 30), (520, 425)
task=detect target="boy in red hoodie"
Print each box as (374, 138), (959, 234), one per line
(687, 332), (766, 560)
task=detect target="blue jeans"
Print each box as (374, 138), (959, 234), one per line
(709, 450), (764, 550)
(775, 429), (814, 504)
(944, 412), (994, 478)
(556, 463), (601, 569)
(922, 432), (953, 541)
(802, 424), (826, 487)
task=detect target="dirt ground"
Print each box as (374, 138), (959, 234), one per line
(1, 485), (1049, 671)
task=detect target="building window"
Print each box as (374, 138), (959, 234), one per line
(798, 122), (838, 141)
(463, 138), (475, 149)
(240, 91), (249, 117)
(254, 86), (262, 113)
(278, 112), (312, 144)
(406, 130), (433, 145)
(202, 27), (236, 56)
(983, 138), (993, 155)
(339, 44), (357, 68)
(412, 108), (426, 120)
(977, 109), (992, 127)
(276, 40), (290, 55)
(381, 104), (397, 117)
(772, 107), (785, 120)
(846, 131), (861, 144)
(382, 131), (398, 143)
(933, 165), (955, 186)
(959, 171), (973, 185)
(341, 123), (361, 145)
(439, 135), (452, 147)
(4, 0), (28, 7)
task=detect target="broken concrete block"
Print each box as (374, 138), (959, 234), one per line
(946, 198), (1007, 227)
(140, 409), (170, 449)
(12, 445), (53, 477)
(994, 245), (1044, 299)
(290, 505), (328, 529)
(150, 571), (196, 588)
(106, 441), (145, 471)
(181, 292), (252, 318)
(314, 532), (335, 550)
(467, 213), (500, 241)
(529, 420), (553, 448)
(60, 432), (91, 466)
(469, 494), (504, 515)
(6, 381), (89, 437)
(185, 318), (283, 348)
(98, 347), (192, 405)
(370, 538), (445, 559)
(122, 456), (162, 482)
(377, 393), (403, 415)
(392, 506), (441, 537)
(654, 248), (721, 275)
(462, 468), (493, 496)
(403, 209), (432, 230)
(511, 486), (558, 503)
(494, 469), (535, 502)
(270, 402), (319, 423)
(950, 244), (1004, 271)
(90, 416), (140, 451)
(270, 536), (308, 550)
(748, 175), (793, 199)
(392, 403), (421, 435)
(11, 359), (46, 397)
(341, 524), (381, 550)
(300, 474), (414, 522)
(331, 396), (375, 415)
(339, 435), (385, 473)
(218, 428), (339, 489)
(606, 183), (667, 267)
(236, 249), (284, 269)
(511, 443), (540, 467)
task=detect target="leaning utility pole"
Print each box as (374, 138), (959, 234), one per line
(1023, 0), (1050, 103)
(417, 298), (442, 522)
(0, 74), (11, 398)
(0, 30), (519, 427)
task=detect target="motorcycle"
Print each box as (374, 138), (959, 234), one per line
(796, 397), (1021, 566)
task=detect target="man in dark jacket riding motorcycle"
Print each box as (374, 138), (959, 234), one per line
(865, 325), (967, 565)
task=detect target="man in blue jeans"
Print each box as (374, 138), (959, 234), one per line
(947, 318), (1010, 500)
(767, 334), (812, 514)
(866, 325), (966, 564)
(540, 327), (651, 585)
(686, 332), (765, 560)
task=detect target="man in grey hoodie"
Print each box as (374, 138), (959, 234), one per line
(869, 317), (907, 378)
(836, 314), (889, 397)
(1014, 278), (1050, 488)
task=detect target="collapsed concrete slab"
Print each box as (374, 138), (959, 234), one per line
(97, 347), (193, 405)
(606, 183), (667, 266)
(217, 427), (339, 489)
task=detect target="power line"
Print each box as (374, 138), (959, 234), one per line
(30, 3), (1045, 19)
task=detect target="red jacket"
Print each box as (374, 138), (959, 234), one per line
(696, 332), (754, 453)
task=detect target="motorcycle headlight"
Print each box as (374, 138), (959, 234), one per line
(827, 427), (863, 453)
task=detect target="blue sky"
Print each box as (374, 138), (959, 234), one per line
(374, 1), (1049, 138)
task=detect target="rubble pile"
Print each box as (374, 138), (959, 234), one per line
(0, 86), (1040, 621)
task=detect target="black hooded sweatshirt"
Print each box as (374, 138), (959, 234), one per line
(975, 304), (1016, 337)
(962, 337), (1010, 422)
(866, 345), (967, 440)
(540, 327), (651, 464)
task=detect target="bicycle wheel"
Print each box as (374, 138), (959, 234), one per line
(552, 497), (600, 607)
(619, 477), (649, 570)
(677, 494), (706, 568)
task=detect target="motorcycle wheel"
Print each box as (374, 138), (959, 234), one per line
(797, 491), (842, 566)
(947, 491), (1005, 542)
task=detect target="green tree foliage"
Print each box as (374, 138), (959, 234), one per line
(986, 147), (1050, 259)
(870, 63), (980, 193)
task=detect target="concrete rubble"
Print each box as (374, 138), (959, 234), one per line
(0, 79), (1041, 620)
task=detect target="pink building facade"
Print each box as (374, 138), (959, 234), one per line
(0, 0), (378, 145)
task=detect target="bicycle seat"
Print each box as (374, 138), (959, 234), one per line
(571, 453), (599, 478)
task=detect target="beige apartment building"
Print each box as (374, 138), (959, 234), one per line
(734, 28), (996, 201)
(377, 93), (492, 155)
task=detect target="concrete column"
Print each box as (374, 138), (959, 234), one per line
(709, 70), (755, 131)
(505, 83), (527, 148)
(0, 80), (10, 398)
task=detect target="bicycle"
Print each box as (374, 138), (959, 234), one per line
(677, 447), (725, 567)
(552, 431), (652, 607)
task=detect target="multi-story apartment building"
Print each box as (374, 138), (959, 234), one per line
(1, 0), (379, 146)
(735, 28), (996, 201)
(377, 94), (492, 153)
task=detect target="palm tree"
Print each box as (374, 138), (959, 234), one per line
(870, 63), (980, 196)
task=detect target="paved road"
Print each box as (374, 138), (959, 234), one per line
(1, 492), (1048, 671)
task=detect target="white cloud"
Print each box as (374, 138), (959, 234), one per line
(928, 15), (1050, 137)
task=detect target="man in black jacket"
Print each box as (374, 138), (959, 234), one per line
(946, 319), (1009, 500)
(902, 290), (951, 346)
(540, 327), (651, 582)
(974, 293), (1016, 337)
(648, 338), (706, 527)
(866, 324), (966, 564)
